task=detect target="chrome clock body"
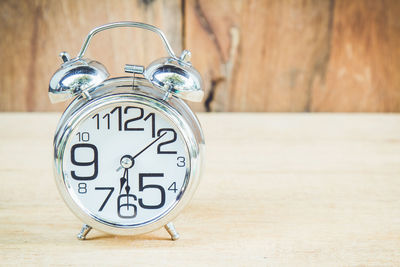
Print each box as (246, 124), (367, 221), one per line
(49, 22), (205, 240)
(53, 77), (204, 236)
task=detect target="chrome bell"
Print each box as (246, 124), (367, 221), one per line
(49, 22), (204, 103)
(144, 50), (204, 102)
(49, 52), (109, 103)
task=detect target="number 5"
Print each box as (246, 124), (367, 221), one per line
(138, 173), (165, 209)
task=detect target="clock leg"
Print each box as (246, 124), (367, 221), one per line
(164, 222), (180, 241)
(77, 224), (92, 240)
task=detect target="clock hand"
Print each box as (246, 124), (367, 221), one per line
(125, 168), (130, 208)
(131, 132), (167, 160)
(123, 133), (166, 209)
(125, 185), (131, 194)
(119, 168), (128, 194)
(116, 132), (167, 172)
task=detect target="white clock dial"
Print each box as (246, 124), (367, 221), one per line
(62, 102), (190, 227)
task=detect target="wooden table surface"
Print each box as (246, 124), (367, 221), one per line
(0, 113), (399, 266)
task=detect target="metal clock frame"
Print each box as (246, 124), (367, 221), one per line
(53, 77), (205, 239)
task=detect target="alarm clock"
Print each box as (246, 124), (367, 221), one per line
(48, 22), (204, 241)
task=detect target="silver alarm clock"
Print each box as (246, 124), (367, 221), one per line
(49, 22), (204, 241)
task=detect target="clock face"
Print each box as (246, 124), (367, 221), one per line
(62, 102), (190, 227)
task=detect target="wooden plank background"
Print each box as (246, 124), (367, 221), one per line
(0, 0), (399, 112)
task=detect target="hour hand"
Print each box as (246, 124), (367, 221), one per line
(119, 177), (127, 194)
(119, 168), (128, 193)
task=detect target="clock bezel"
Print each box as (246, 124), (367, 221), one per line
(53, 78), (204, 236)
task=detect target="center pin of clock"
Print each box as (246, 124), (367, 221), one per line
(120, 155), (134, 169)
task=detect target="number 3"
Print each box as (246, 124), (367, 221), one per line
(177, 156), (185, 167)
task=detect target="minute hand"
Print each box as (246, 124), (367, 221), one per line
(132, 132), (167, 160)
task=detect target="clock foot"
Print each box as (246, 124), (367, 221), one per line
(164, 222), (180, 241)
(77, 224), (92, 240)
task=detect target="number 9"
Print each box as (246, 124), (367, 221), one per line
(70, 143), (99, 180)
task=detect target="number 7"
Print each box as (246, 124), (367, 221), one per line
(95, 187), (114, 211)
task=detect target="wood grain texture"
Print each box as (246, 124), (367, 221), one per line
(0, 0), (182, 112)
(185, 0), (334, 112)
(0, 113), (400, 265)
(312, 0), (400, 112)
(1, 0), (400, 112)
(185, 0), (400, 112)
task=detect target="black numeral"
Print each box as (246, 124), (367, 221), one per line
(124, 107), (144, 131)
(70, 143), (98, 180)
(76, 132), (90, 142)
(168, 182), (178, 193)
(144, 113), (155, 138)
(177, 156), (185, 167)
(78, 182), (87, 194)
(138, 173), (165, 209)
(92, 113), (111, 129)
(92, 114), (99, 129)
(117, 194), (137, 218)
(92, 106), (155, 133)
(95, 187), (114, 211)
(157, 129), (177, 154)
(103, 113), (110, 129)
(110, 106), (122, 131)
